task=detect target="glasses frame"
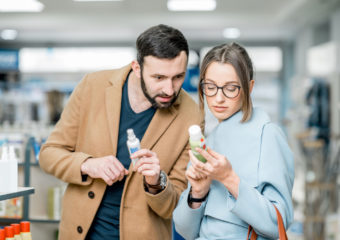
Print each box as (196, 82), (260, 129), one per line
(200, 81), (241, 99)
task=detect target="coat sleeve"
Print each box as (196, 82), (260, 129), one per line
(143, 142), (192, 219)
(39, 75), (93, 186)
(227, 123), (294, 239)
(172, 184), (207, 240)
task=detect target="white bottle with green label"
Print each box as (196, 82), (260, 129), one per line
(188, 125), (207, 163)
(127, 129), (140, 166)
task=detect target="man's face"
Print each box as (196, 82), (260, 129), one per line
(139, 51), (187, 109)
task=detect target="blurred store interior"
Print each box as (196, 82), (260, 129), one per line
(1, 0), (340, 239)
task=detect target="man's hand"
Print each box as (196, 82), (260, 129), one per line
(131, 149), (161, 185)
(80, 155), (129, 185)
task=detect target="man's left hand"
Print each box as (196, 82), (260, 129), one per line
(131, 149), (161, 185)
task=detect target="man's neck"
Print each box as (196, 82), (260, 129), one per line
(127, 72), (152, 114)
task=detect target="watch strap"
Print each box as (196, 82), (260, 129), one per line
(188, 188), (209, 203)
(143, 171), (166, 190)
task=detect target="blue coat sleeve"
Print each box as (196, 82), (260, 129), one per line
(173, 185), (207, 240)
(227, 123), (294, 239)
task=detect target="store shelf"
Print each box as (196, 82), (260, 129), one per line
(0, 218), (22, 223)
(29, 218), (60, 224)
(18, 162), (40, 167)
(0, 187), (35, 201)
(0, 218), (59, 224)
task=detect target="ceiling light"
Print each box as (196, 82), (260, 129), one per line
(1, 29), (18, 40)
(223, 28), (241, 39)
(0, 0), (44, 12)
(73, 0), (123, 2)
(167, 0), (216, 11)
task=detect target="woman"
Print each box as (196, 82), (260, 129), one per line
(173, 43), (294, 240)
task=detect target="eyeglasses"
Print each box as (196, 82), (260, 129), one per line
(200, 82), (241, 99)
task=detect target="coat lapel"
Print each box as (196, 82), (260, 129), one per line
(105, 86), (121, 155)
(105, 65), (131, 155)
(141, 97), (181, 150)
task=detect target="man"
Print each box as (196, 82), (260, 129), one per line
(39, 24), (203, 240)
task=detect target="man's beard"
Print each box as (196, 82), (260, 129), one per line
(140, 71), (181, 109)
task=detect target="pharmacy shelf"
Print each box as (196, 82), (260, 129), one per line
(0, 187), (35, 201)
(18, 162), (40, 167)
(29, 218), (60, 224)
(0, 218), (22, 223)
(0, 218), (59, 224)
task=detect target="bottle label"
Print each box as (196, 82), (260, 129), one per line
(129, 147), (139, 154)
(128, 146), (140, 166)
(189, 138), (207, 163)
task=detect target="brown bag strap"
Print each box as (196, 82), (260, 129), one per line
(246, 205), (288, 240)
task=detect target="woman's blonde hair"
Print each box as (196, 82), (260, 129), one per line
(199, 42), (254, 122)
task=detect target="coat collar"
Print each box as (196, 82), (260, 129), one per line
(105, 64), (181, 154)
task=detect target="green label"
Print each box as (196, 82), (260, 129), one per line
(189, 139), (207, 163)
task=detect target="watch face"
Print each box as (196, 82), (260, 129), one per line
(160, 171), (166, 188)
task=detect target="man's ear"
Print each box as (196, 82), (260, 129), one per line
(131, 60), (141, 79)
(249, 79), (255, 94)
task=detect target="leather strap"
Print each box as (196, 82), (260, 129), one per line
(246, 205), (288, 240)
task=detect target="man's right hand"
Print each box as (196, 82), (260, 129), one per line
(80, 155), (129, 185)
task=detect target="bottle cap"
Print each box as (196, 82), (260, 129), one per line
(0, 229), (5, 240)
(10, 224), (20, 235)
(127, 129), (136, 141)
(4, 226), (14, 238)
(188, 125), (202, 141)
(20, 221), (30, 232)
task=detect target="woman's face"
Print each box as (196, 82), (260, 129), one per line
(203, 62), (246, 121)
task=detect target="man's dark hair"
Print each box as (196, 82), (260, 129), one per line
(136, 24), (189, 68)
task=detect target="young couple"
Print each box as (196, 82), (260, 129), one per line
(40, 24), (294, 240)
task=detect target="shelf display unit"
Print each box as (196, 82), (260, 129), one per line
(1, 136), (63, 240)
(0, 187), (34, 201)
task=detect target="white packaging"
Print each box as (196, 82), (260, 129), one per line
(0, 144), (9, 192)
(126, 129), (140, 166)
(8, 145), (18, 192)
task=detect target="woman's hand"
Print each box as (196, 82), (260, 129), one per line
(190, 147), (240, 199)
(186, 159), (211, 199)
(186, 152), (212, 209)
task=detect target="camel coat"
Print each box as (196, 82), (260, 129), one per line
(39, 64), (203, 240)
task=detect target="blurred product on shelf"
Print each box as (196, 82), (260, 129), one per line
(0, 142), (18, 193)
(47, 185), (66, 220)
(4, 226), (14, 240)
(20, 222), (32, 240)
(0, 121), (52, 164)
(0, 221), (32, 240)
(10, 224), (21, 240)
(46, 90), (64, 124)
(306, 79), (330, 146)
(0, 228), (4, 240)
(0, 198), (23, 219)
(0, 201), (5, 216)
(0, 82), (70, 126)
(325, 213), (340, 240)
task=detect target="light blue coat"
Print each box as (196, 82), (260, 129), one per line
(173, 108), (294, 240)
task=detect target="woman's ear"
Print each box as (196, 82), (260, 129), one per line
(131, 60), (141, 79)
(249, 80), (255, 94)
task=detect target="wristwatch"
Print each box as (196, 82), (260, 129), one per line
(188, 188), (209, 203)
(144, 170), (167, 191)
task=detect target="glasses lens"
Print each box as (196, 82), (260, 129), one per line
(223, 85), (240, 98)
(202, 83), (217, 96)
